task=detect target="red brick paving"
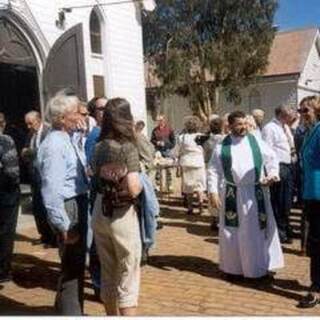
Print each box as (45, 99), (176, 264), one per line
(1, 198), (320, 316)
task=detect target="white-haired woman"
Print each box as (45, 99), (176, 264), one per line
(245, 115), (258, 133)
(37, 92), (89, 315)
(174, 116), (206, 215)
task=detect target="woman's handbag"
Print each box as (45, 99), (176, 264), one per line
(99, 163), (136, 217)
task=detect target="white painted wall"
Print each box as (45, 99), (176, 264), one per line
(298, 31), (320, 96)
(151, 79), (299, 131)
(297, 32), (320, 104)
(219, 80), (298, 122)
(160, 95), (192, 133)
(10, 0), (147, 123)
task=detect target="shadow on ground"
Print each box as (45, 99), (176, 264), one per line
(148, 254), (308, 302)
(0, 294), (55, 315)
(12, 253), (60, 291)
(282, 246), (304, 256)
(161, 220), (217, 239)
(10, 253), (99, 306)
(15, 233), (37, 244)
(160, 206), (212, 224)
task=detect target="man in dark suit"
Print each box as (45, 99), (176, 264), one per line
(0, 132), (20, 282)
(22, 111), (55, 246)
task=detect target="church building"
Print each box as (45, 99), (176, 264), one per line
(0, 0), (152, 129)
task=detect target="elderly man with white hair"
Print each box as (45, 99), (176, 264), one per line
(251, 109), (265, 139)
(37, 92), (89, 315)
(23, 111), (54, 246)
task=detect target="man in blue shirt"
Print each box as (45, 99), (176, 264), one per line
(85, 96), (106, 162)
(85, 96), (107, 300)
(38, 92), (89, 315)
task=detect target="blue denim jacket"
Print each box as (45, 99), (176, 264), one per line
(85, 126), (101, 163)
(139, 172), (159, 249)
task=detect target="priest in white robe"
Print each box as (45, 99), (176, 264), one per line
(207, 110), (284, 279)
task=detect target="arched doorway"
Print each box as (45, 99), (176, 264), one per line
(0, 12), (87, 182)
(0, 17), (41, 182)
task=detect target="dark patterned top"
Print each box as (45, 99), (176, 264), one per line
(92, 139), (140, 174)
(91, 139), (140, 193)
(0, 133), (20, 191)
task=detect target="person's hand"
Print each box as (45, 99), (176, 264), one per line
(59, 230), (80, 245)
(208, 193), (222, 209)
(261, 175), (279, 186)
(21, 147), (29, 157)
(76, 118), (87, 132)
(21, 148), (33, 161)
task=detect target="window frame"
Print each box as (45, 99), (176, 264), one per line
(89, 9), (102, 55)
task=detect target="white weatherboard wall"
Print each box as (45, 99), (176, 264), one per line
(152, 79), (299, 131)
(10, 0), (147, 123)
(161, 95), (192, 133)
(220, 80), (298, 122)
(298, 32), (320, 103)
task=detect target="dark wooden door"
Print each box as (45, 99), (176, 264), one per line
(43, 23), (87, 104)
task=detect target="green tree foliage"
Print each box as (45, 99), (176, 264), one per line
(143, 0), (278, 121)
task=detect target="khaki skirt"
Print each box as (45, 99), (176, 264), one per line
(181, 166), (206, 194)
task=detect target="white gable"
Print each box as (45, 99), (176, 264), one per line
(5, 0), (147, 123)
(298, 30), (320, 103)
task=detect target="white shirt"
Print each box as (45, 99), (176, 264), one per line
(253, 127), (262, 140)
(30, 123), (44, 151)
(262, 118), (292, 164)
(36, 123), (44, 149)
(207, 135), (279, 193)
(174, 133), (205, 168)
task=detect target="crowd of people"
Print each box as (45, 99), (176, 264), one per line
(1, 91), (320, 315)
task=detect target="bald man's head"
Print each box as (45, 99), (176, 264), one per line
(25, 111), (42, 133)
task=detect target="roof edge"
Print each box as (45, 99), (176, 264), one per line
(299, 29), (319, 77)
(277, 26), (319, 35)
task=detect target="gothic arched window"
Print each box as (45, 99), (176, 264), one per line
(90, 10), (102, 54)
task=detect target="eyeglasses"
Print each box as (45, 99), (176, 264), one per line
(95, 107), (105, 112)
(80, 112), (89, 116)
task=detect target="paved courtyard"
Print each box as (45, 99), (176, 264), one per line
(1, 196), (320, 316)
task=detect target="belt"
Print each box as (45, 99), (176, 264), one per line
(64, 193), (87, 202)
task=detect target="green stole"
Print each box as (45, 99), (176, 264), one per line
(221, 134), (267, 229)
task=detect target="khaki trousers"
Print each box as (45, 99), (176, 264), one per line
(92, 194), (141, 308)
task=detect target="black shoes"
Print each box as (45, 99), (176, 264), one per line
(32, 238), (43, 245)
(156, 221), (164, 230)
(0, 273), (12, 283)
(224, 273), (243, 283)
(297, 293), (319, 309)
(187, 209), (193, 215)
(210, 221), (219, 231)
(280, 236), (293, 244)
(93, 287), (101, 302)
(141, 248), (149, 266)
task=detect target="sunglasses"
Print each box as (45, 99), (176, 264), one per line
(298, 107), (311, 114)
